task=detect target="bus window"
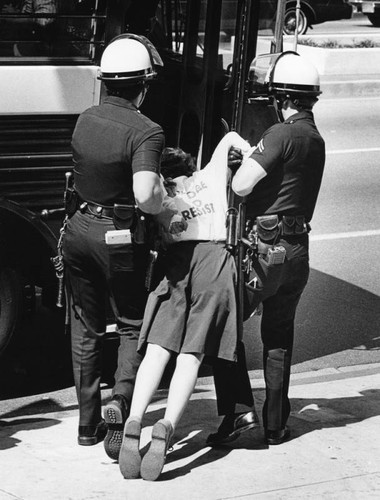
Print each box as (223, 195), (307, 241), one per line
(218, 0), (238, 72)
(152, 0), (186, 56)
(171, 0), (186, 56)
(0, 0), (106, 62)
(257, 0), (278, 55)
(219, 0), (278, 79)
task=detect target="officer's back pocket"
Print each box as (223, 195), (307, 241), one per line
(107, 242), (150, 319)
(108, 243), (134, 273)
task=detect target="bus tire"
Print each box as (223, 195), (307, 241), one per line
(0, 266), (23, 356)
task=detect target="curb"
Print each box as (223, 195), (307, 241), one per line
(321, 77), (380, 98)
(195, 362), (380, 388)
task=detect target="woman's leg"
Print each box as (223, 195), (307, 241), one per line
(140, 352), (204, 481)
(129, 343), (172, 419)
(164, 352), (204, 428)
(119, 343), (172, 478)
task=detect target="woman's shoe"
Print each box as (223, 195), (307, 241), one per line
(118, 416), (142, 479)
(140, 419), (174, 481)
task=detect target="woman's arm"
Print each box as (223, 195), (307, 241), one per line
(231, 157), (267, 197)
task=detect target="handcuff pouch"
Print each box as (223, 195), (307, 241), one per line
(113, 204), (136, 231)
(256, 215), (279, 241)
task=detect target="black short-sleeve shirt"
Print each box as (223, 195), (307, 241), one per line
(72, 96), (164, 206)
(245, 110), (325, 222)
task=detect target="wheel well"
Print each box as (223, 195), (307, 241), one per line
(0, 209), (57, 290)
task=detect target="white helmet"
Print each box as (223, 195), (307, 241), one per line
(269, 51), (321, 97)
(99, 34), (163, 83)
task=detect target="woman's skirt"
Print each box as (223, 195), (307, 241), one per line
(138, 241), (238, 362)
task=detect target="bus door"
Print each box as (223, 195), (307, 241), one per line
(146, 1), (285, 167)
(228, 0), (285, 147)
(219, 0), (286, 336)
(146, 0), (229, 166)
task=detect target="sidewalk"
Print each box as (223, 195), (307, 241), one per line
(1, 363), (380, 500)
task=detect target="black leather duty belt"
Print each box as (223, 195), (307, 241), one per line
(279, 215), (310, 236)
(249, 214), (310, 244)
(79, 201), (114, 218)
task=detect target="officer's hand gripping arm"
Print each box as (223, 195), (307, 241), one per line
(227, 146), (243, 172)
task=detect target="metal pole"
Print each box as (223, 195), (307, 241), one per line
(293, 0), (301, 51)
(271, 0), (286, 53)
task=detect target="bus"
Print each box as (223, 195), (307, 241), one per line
(0, 0), (288, 390)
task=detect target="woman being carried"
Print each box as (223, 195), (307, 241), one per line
(118, 131), (257, 481)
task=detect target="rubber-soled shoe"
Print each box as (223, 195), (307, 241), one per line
(265, 427), (290, 445)
(206, 410), (260, 446)
(78, 419), (107, 446)
(104, 394), (129, 460)
(119, 416), (142, 480)
(140, 419), (174, 481)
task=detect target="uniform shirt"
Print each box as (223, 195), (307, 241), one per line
(72, 96), (164, 206)
(246, 110), (325, 222)
(157, 132), (251, 243)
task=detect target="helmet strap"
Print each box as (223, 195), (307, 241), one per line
(272, 94), (287, 122)
(136, 83), (149, 109)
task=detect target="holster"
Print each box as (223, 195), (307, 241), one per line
(243, 249), (285, 320)
(64, 188), (78, 216)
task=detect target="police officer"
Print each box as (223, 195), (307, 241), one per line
(208, 52), (326, 446)
(62, 34), (165, 457)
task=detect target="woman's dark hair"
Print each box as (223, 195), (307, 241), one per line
(160, 147), (196, 179)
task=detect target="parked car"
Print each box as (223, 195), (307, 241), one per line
(283, 0), (353, 35)
(349, 0), (380, 27)
(176, 1), (352, 37)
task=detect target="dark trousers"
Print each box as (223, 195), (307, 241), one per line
(212, 234), (310, 431)
(62, 211), (148, 426)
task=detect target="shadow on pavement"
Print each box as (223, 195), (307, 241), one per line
(136, 387), (380, 480)
(244, 268), (380, 370)
(289, 388), (380, 440)
(0, 398), (79, 419)
(0, 417), (60, 451)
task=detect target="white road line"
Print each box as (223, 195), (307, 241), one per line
(327, 148), (380, 155)
(310, 229), (380, 241)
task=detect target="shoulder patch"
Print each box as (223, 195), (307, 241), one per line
(257, 139), (265, 153)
